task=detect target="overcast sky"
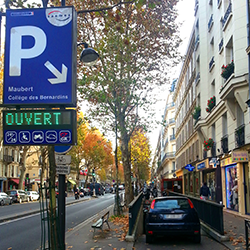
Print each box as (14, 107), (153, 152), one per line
(149, 0), (195, 151)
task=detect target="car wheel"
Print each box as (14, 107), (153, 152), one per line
(146, 234), (153, 244)
(193, 232), (201, 243)
(19, 198), (22, 203)
(0, 200), (4, 206)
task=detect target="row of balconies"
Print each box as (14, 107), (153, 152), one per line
(203, 124), (245, 159)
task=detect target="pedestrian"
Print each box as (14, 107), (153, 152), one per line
(200, 182), (210, 200)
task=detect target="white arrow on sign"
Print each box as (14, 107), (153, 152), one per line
(44, 61), (67, 84)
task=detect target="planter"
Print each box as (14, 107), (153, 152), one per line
(204, 138), (214, 151)
(221, 60), (234, 81)
(206, 96), (216, 113)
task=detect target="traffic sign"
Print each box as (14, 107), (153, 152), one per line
(55, 155), (71, 165)
(3, 109), (77, 145)
(56, 165), (70, 175)
(54, 145), (72, 154)
(3, 7), (77, 106)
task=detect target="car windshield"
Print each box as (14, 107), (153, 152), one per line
(154, 199), (190, 210)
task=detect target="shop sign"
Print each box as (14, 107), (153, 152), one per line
(197, 162), (206, 170)
(232, 151), (249, 162)
(209, 158), (219, 168)
(185, 164), (195, 171)
(221, 157), (235, 167)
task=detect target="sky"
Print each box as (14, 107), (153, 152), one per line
(149, 0), (195, 151)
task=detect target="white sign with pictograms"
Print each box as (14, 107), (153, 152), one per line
(56, 165), (70, 175)
(55, 155), (71, 165)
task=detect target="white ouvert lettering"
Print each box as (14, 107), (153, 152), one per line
(9, 26), (47, 76)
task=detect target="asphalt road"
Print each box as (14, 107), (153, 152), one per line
(0, 193), (115, 250)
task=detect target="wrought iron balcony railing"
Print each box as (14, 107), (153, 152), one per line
(195, 35), (200, 50)
(221, 134), (228, 153)
(219, 38), (223, 52)
(235, 124), (245, 148)
(203, 149), (207, 159)
(222, 3), (232, 27)
(211, 142), (216, 157)
(209, 56), (215, 71)
(208, 14), (213, 31)
(162, 152), (176, 162)
(170, 134), (175, 141)
(195, 72), (200, 84)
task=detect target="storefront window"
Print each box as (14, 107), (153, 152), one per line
(225, 164), (238, 211)
(244, 163), (250, 214)
(185, 174), (188, 194)
(190, 173), (193, 193)
(205, 170), (216, 201)
(194, 171), (200, 195)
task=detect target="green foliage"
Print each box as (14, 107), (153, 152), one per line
(192, 106), (201, 120)
(221, 60), (234, 81)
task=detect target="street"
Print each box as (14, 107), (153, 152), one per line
(0, 193), (114, 250)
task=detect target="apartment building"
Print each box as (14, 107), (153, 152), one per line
(172, 0), (250, 216)
(156, 80), (177, 183)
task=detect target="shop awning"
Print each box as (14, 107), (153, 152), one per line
(68, 179), (76, 185)
(10, 178), (19, 184)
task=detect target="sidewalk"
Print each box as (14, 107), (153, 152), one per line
(65, 205), (133, 250)
(222, 210), (248, 250)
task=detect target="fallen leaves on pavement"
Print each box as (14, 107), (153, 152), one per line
(110, 214), (129, 241)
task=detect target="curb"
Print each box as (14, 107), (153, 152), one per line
(0, 197), (93, 223)
(201, 222), (229, 242)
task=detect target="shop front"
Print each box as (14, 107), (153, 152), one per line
(183, 164), (200, 197)
(221, 151), (249, 215)
(195, 159), (221, 202)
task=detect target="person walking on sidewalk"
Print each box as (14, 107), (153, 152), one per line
(200, 182), (210, 200)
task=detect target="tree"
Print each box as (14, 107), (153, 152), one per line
(71, 0), (181, 204)
(68, 111), (88, 187)
(80, 128), (113, 178)
(130, 128), (151, 189)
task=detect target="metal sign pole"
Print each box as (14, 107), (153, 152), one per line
(58, 173), (65, 250)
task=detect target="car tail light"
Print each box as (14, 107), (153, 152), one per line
(150, 199), (156, 209)
(194, 230), (199, 234)
(148, 231), (153, 235)
(188, 199), (194, 209)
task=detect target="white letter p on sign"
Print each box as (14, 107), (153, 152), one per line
(9, 26), (47, 76)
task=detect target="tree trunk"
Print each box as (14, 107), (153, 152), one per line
(48, 146), (58, 250)
(18, 147), (28, 190)
(119, 122), (134, 205)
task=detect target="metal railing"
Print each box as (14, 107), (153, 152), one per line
(128, 192), (143, 235)
(195, 72), (200, 84)
(208, 14), (213, 31)
(222, 3), (232, 27)
(221, 135), (228, 153)
(209, 56), (215, 70)
(245, 219), (250, 249)
(219, 38), (223, 52)
(235, 124), (245, 148)
(170, 134), (175, 141)
(195, 35), (200, 50)
(3, 155), (14, 163)
(167, 191), (224, 235)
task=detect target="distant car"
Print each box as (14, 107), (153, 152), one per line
(26, 191), (40, 201)
(0, 192), (12, 205)
(6, 190), (30, 203)
(145, 196), (201, 244)
(118, 185), (124, 190)
(79, 188), (84, 198)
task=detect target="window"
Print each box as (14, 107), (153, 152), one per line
(222, 112), (228, 135)
(236, 102), (244, 127)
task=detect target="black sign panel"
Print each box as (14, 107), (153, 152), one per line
(3, 109), (77, 145)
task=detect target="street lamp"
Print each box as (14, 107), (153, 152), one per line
(79, 42), (99, 66)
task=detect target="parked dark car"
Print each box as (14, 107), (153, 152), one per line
(145, 196), (201, 244)
(6, 190), (30, 203)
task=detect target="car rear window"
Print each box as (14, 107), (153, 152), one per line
(154, 199), (190, 209)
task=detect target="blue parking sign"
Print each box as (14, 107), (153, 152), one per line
(3, 7), (77, 106)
